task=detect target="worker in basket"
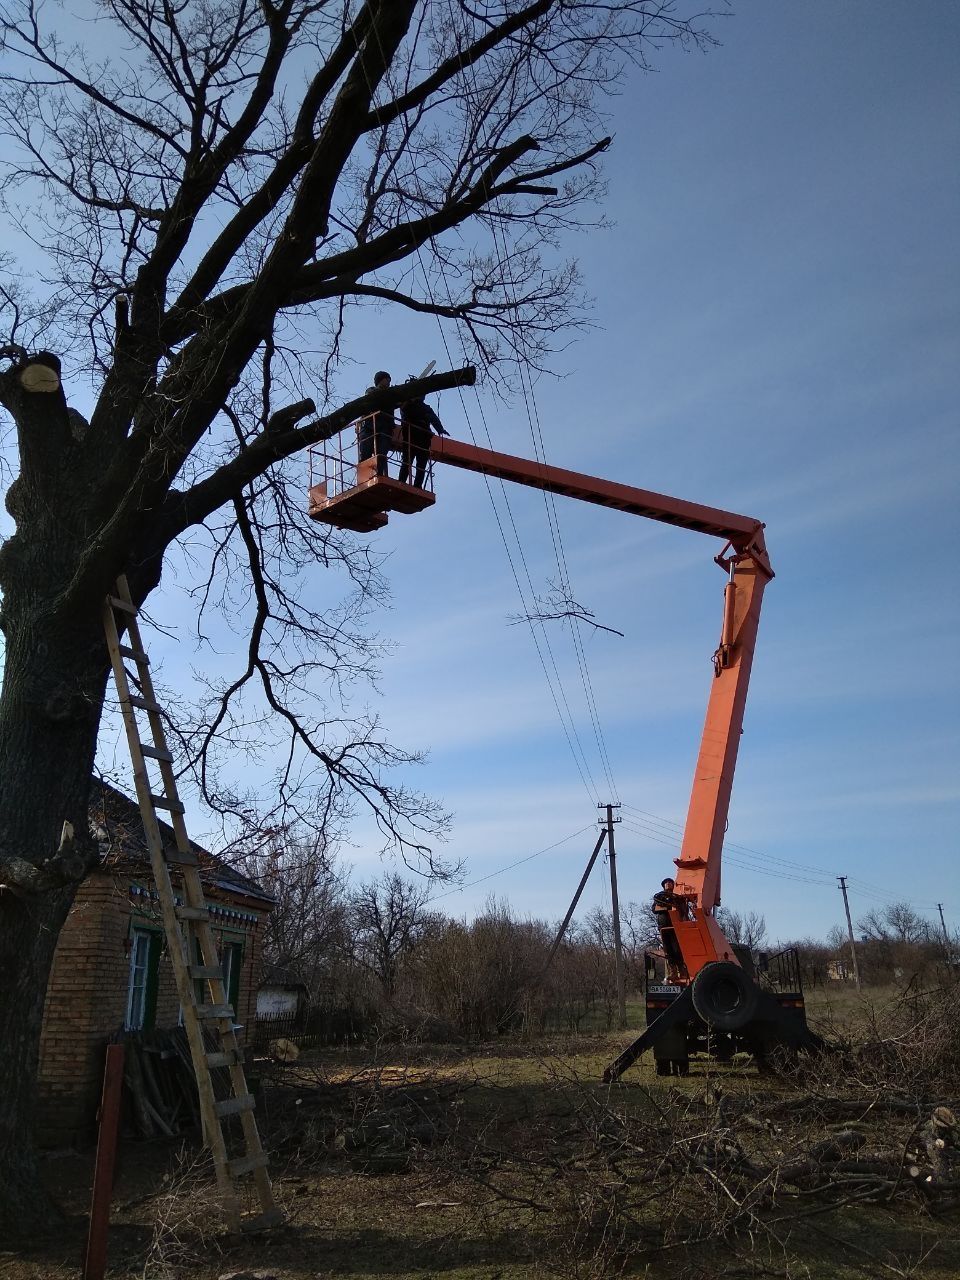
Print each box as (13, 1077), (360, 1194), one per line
(397, 386), (448, 488)
(358, 370), (396, 477)
(652, 877), (688, 983)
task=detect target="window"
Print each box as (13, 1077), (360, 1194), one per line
(222, 940), (244, 1015)
(178, 936), (244, 1025)
(125, 928), (161, 1030)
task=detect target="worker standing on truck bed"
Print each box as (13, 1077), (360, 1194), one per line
(653, 877), (688, 983)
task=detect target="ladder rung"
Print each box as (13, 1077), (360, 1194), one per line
(129, 695), (163, 714)
(118, 644), (149, 663)
(165, 847), (199, 867)
(150, 793), (185, 815)
(107, 594), (138, 614)
(240, 1208), (285, 1234)
(141, 744), (174, 762)
(207, 1050), (241, 1069)
(176, 906), (210, 922)
(189, 965), (223, 980)
(228, 1152), (271, 1178)
(216, 1094), (256, 1118)
(195, 1004), (235, 1020)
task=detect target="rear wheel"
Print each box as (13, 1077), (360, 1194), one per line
(691, 962), (759, 1032)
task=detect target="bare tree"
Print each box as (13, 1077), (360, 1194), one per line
(0, 0), (718, 1231)
(858, 901), (929, 947)
(716, 906), (768, 952)
(855, 901), (939, 985)
(352, 870), (435, 1000)
(620, 897), (661, 958)
(238, 826), (354, 999)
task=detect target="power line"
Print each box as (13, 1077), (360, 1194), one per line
(426, 822), (597, 904)
(617, 811), (950, 913)
(404, 202), (610, 807)
(619, 819), (836, 887)
(622, 804), (839, 876)
(388, 24), (619, 811)
(488, 215), (619, 804)
(422, 287), (604, 806)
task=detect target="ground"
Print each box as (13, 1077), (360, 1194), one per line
(5, 988), (959, 1280)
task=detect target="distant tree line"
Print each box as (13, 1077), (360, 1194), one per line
(785, 901), (954, 990)
(242, 839), (955, 1044)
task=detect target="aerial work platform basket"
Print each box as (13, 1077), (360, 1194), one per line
(308, 415), (436, 532)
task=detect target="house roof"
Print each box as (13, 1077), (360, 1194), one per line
(90, 779), (276, 907)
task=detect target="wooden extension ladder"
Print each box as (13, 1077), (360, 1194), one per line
(103, 576), (282, 1234)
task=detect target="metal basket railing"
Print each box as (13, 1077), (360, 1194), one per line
(308, 416), (437, 504)
(757, 946), (803, 994)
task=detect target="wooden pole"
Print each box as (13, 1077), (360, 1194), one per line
(83, 1043), (125, 1280)
(605, 804), (627, 1030)
(837, 876), (862, 991)
(542, 829), (608, 975)
(937, 903), (950, 958)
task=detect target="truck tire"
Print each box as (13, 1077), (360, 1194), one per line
(691, 962), (758, 1032)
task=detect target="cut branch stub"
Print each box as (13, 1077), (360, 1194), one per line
(18, 356), (62, 394)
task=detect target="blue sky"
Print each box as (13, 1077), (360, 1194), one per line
(325, 1), (960, 942)
(3, 3), (958, 944)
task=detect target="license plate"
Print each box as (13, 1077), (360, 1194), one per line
(648, 985), (683, 995)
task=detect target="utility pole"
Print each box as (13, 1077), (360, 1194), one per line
(937, 903), (950, 956)
(603, 803), (627, 1030)
(837, 876), (862, 991)
(542, 828), (608, 975)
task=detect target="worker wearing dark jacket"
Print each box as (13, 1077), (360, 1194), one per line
(652, 877), (687, 981)
(397, 395), (448, 488)
(358, 370), (395, 477)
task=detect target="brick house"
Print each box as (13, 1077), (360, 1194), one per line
(37, 781), (274, 1146)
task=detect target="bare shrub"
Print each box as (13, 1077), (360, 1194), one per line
(837, 979), (960, 1096)
(139, 1147), (223, 1280)
(430, 1038), (960, 1279)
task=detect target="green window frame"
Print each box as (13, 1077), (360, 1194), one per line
(125, 927), (162, 1031)
(221, 938), (244, 1014)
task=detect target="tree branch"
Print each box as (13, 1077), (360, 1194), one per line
(162, 134), (608, 346)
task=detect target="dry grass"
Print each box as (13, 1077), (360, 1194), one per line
(4, 983), (958, 1280)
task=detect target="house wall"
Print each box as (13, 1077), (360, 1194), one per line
(257, 986), (300, 1016)
(37, 868), (268, 1147)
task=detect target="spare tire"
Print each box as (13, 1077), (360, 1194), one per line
(691, 961), (758, 1032)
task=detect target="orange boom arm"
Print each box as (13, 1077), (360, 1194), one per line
(309, 429), (774, 982)
(429, 437), (774, 980)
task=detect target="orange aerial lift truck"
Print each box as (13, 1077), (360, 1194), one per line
(307, 419), (823, 1078)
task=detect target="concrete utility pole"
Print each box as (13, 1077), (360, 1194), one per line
(837, 876), (862, 991)
(603, 804), (627, 1030)
(542, 828), (608, 976)
(937, 903), (950, 955)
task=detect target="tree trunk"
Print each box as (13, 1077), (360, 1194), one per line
(0, 607), (110, 1237)
(0, 359), (118, 1236)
